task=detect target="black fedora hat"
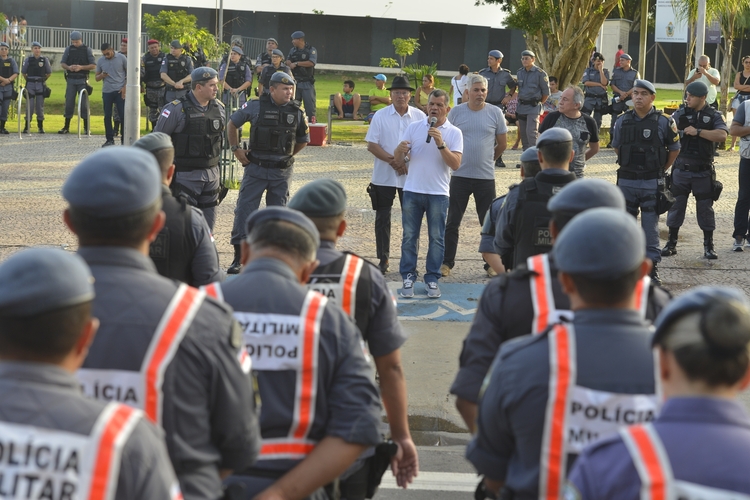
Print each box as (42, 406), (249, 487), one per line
(387, 75), (415, 91)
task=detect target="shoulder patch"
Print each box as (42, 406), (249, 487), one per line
(216, 99), (225, 108)
(241, 101), (249, 109)
(171, 99), (180, 105)
(669, 118), (678, 134)
(161, 108), (171, 118)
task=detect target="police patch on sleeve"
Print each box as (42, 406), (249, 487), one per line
(669, 118), (678, 135)
(241, 101), (249, 109)
(161, 109), (171, 118)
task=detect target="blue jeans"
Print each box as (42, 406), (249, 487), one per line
(102, 90), (125, 142)
(400, 191), (449, 284)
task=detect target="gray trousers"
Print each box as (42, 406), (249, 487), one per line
(517, 113), (540, 150)
(618, 179), (661, 263)
(295, 81), (316, 119)
(0, 85), (12, 121)
(172, 167), (221, 232)
(582, 96), (606, 129)
(64, 79), (89, 119)
(165, 88), (189, 103)
(667, 167), (715, 231)
(25, 81), (45, 120)
(230, 162), (292, 245)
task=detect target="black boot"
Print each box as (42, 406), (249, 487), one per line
(227, 244), (242, 274)
(37, 120), (44, 134)
(661, 227), (679, 256)
(58, 118), (71, 134)
(704, 231), (718, 260)
(113, 121), (120, 137)
(0, 121), (7, 134)
(82, 118), (89, 134)
(649, 263), (662, 286)
(22, 119), (29, 134)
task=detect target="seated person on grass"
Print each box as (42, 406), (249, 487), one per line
(365, 73), (392, 123)
(333, 79), (361, 119)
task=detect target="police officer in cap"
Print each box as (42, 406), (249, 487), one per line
(219, 45), (252, 108)
(567, 286), (750, 499)
(134, 132), (224, 286)
(155, 66), (225, 232)
(287, 31), (318, 122)
(0, 248), (183, 499)
(160, 40), (194, 102)
(609, 53), (640, 128)
(454, 179), (670, 433)
(581, 52), (609, 129)
(21, 41), (51, 134)
(0, 42), (18, 133)
(477, 50), (517, 168)
(288, 179), (418, 495)
(203, 207), (382, 499)
(258, 49), (292, 96)
(516, 49), (550, 149)
(493, 127), (577, 270)
(141, 38), (166, 130)
(662, 81), (728, 260)
(256, 37), (278, 75)
(612, 79), (680, 286)
(468, 208), (659, 499)
(226, 71), (309, 274)
(62, 147), (260, 500)
(58, 31), (95, 134)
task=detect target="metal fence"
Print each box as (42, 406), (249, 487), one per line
(237, 36), (268, 61)
(2, 26), (148, 51)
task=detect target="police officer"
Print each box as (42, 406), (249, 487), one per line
(477, 50), (517, 168)
(0, 41), (17, 134)
(287, 31), (318, 122)
(219, 45), (252, 108)
(567, 286), (750, 499)
(0, 248), (183, 499)
(225, 71), (309, 274)
(258, 49), (292, 95)
(609, 53), (640, 131)
(662, 81), (728, 260)
(62, 147), (260, 500)
(256, 37), (278, 75)
(467, 208), (658, 499)
(581, 52), (609, 129)
(493, 128), (577, 270)
(154, 67), (224, 232)
(288, 179), (418, 495)
(612, 79), (680, 286)
(206, 207), (382, 499)
(516, 49), (550, 150)
(141, 38), (166, 130)
(21, 41), (51, 134)
(455, 179), (670, 433)
(161, 40), (194, 102)
(59, 31), (95, 134)
(133, 132), (224, 286)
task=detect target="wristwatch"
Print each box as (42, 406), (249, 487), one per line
(231, 145), (240, 152)
(437, 143), (447, 150)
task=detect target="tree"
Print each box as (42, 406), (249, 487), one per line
(379, 38), (420, 74)
(143, 10), (224, 61)
(611, 0), (655, 32)
(479, 0), (621, 88)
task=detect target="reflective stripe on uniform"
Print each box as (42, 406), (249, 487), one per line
(201, 281), (251, 373)
(340, 254), (363, 318)
(620, 424), (674, 500)
(634, 276), (651, 317)
(202, 281), (224, 302)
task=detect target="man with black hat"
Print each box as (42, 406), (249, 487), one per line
(21, 41), (51, 134)
(0, 41), (17, 134)
(141, 38), (166, 129)
(467, 207), (659, 499)
(609, 53), (640, 129)
(225, 71), (309, 274)
(154, 66), (225, 232)
(58, 31), (95, 134)
(0, 247), (183, 499)
(219, 45), (252, 108)
(62, 147), (260, 500)
(160, 40), (194, 102)
(611, 79), (680, 285)
(288, 179), (418, 496)
(287, 31), (318, 122)
(365, 75), (426, 274)
(257, 48), (292, 96)
(134, 132), (223, 286)
(255, 37), (278, 75)
(476, 49), (516, 168)
(516, 49), (550, 149)
(662, 81), (728, 260)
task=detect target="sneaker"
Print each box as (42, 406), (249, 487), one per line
(734, 237), (745, 252)
(487, 267), (498, 277)
(426, 282), (441, 298)
(495, 157), (506, 168)
(400, 274), (415, 298)
(440, 264), (451, 277)
(102, 140), (116, 147)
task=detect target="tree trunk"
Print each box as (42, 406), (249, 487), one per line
(721, 37), (734, 115)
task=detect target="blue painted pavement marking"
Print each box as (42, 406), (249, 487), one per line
(386, 282), (486, 322)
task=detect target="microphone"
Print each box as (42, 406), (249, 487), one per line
(426, 117), (438, 143)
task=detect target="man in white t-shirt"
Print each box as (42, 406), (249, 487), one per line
(685, 55), (721, 108)
(394, 89), (464, 299)
(365, 76), (426, 274)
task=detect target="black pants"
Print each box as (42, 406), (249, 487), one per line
(371, 184), (403, 263)
(734, 156), (750, 238)
(443, 176), (496, 268)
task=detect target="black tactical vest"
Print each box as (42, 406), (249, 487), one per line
(617, 111), (668, 176)
(249, 94), (300, 158)
(225, 61), (248, 89)
(25, 56), (47, 79)
(165, 54), (189, 84)
(512, 171), (577, 267)
(172, 95), (224, 171)
(288, 44), (315, 83)
(0, 58), (14, 79)
(257, 52), (272, 68)
(142, 52), (165, 85)
(307, 251), (373, 340)
(678, 106), (718, 162)
(150, 188), (196, 285)
(65, 45), (90, 79)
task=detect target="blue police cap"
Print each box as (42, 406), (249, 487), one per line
(536, 128), (573, 148)
(62, 147), (162, 217)
(133, 132), (173, 153)
(0, 42), (8, 48)
(634, 79), (656, 94)
(0, 248), (94, 317)
(292, 31), (305, 39)
(620, 53), (632, 60)
(31, 41), (42, 48)
(245, 206), (320, 248)
(271, 49), (284, 57)
(520, 146), (539, 163)
(270, 72), (295, 85)
(70, 31), (82, 41)
(553, 207), (645, 279)
(288, 179), (347, 218)
(231, 46), (244, 56)
(191, 67), (218, 85)
(521, 50), (536, 58)
(548, 179), (626, 215)
(267, 38), (278, 44)
(170, 40), (182, 49)
(686, 81), (708, 97)
(489, 50), (503, 59)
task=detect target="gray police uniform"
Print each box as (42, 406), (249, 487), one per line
(612, 107), (681, 264)
(479, 191), (511, 254)
(228, 97), (309, 245)
(219, 58), (252, 108)
(516, 65), (550, 149)
(0, 362), (182, 500)
(215, 257), (383, 499)
(154, 92), (225, 231)
(160, 53), (194, 102)
(60, 43), (95, 119)
(0, 55), (18, 122)
(21, 54), (51, 121)
(581, 66), (610, 128)
(258, 64), (293, 95)
(141, 50), (166, 125)
(77, 247), (260, 500)
(478, 66), (517, 105)
(288, 43), (318, 120)
(610, 66), (640, 115)
(667, 104), (728, 232)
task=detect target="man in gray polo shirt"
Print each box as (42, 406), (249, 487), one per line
(95, 42), (127, 147)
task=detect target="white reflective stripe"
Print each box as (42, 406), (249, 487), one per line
(170, 480), (184, 500)
(340, 254), (363, 319)
(620, 423), (675, 500)
(636, 276), (651, 319)
(674, 480), (750, 500)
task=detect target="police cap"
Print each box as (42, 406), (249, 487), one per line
(245, 207), (320, 248)
(62, 147), (162, 218)
(686, 81), (709, 97)
(0, 248), (94, 318)
(231, 46), (244, 56)
(170, 40), (182, 49)
(291, 31), (305, 39)
(267, 38), (278, 45)
(191, 67), (218, 85)
(633, 79), (656, 94)
(147, 39), (160, 46)
(619, 53), (632, 60)
(553, 207), (645, 279)
(270, 72), (295, 85)
(288, 179), (347, 218)
(271, 49), (284, 57)
(520, 146), (540, 163)
(521, 50), (536, 58)
(548, 178), (626, 216)
(489, 50), (503, 59)
(70, 31), (82, 41)
(133, 132), (173, 153)
(31, 41), (42, 48)
(0, 42), (8, 48)
(536, 128), (573, 148)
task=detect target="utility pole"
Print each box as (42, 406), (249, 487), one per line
(124, 0), (142, 145)
(695, 0), (707, 66)
(639, 0), (648, 77)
